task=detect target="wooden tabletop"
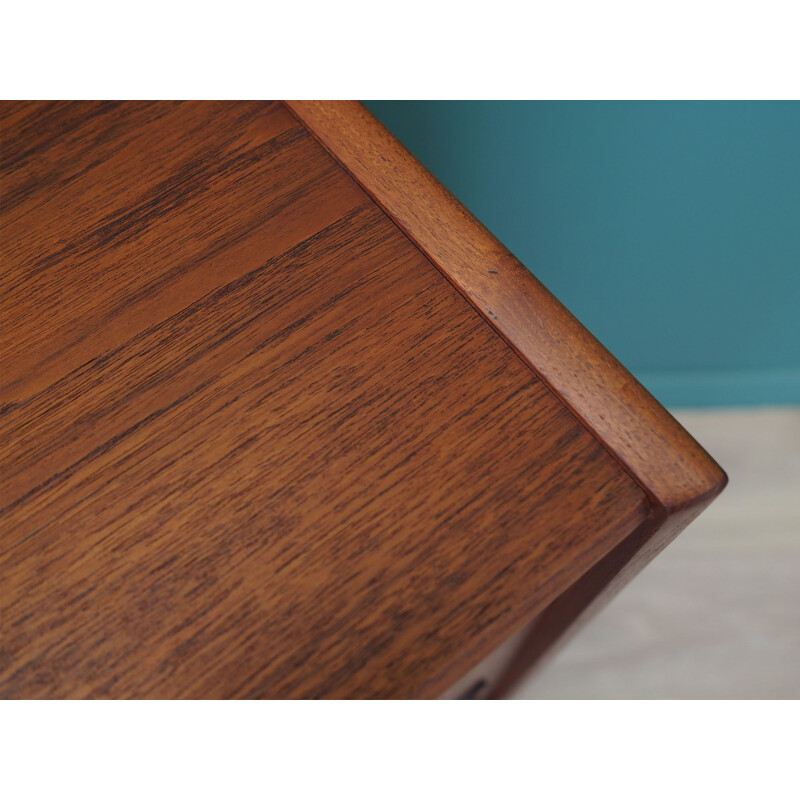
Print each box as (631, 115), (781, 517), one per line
(0, 101), (725, 698)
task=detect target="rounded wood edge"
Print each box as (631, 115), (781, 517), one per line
(283, 100), (727, 517)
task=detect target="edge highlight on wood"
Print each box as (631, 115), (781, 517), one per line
(284, 101), (728, 523)
(285, 102), (728, 692)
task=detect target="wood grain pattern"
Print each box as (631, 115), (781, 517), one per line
(284, 101), (728, 696)
(2, 101), (355, 406)
(0, 101), (653, 698)
(284, 101), (727, 515)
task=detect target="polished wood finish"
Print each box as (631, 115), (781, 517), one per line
(2, 101), (326, 406)
(0, 101), (667, 698)
(286, 102), (728, 695)
(285, 102), (727, 514)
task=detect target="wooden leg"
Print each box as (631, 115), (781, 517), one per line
(488, 506), (709, 698)
(441, 502), (711, 699)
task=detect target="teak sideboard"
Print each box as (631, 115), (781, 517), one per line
(0, 101), (726, 698)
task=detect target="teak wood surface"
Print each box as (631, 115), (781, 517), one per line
(0, 101), (725, 699)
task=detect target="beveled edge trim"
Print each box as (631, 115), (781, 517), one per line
(284, 100), (727, 520)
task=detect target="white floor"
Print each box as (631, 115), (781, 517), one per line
(511, 406), (800, 699)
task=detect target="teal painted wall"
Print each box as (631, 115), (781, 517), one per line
(364, 101), (800, 407)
